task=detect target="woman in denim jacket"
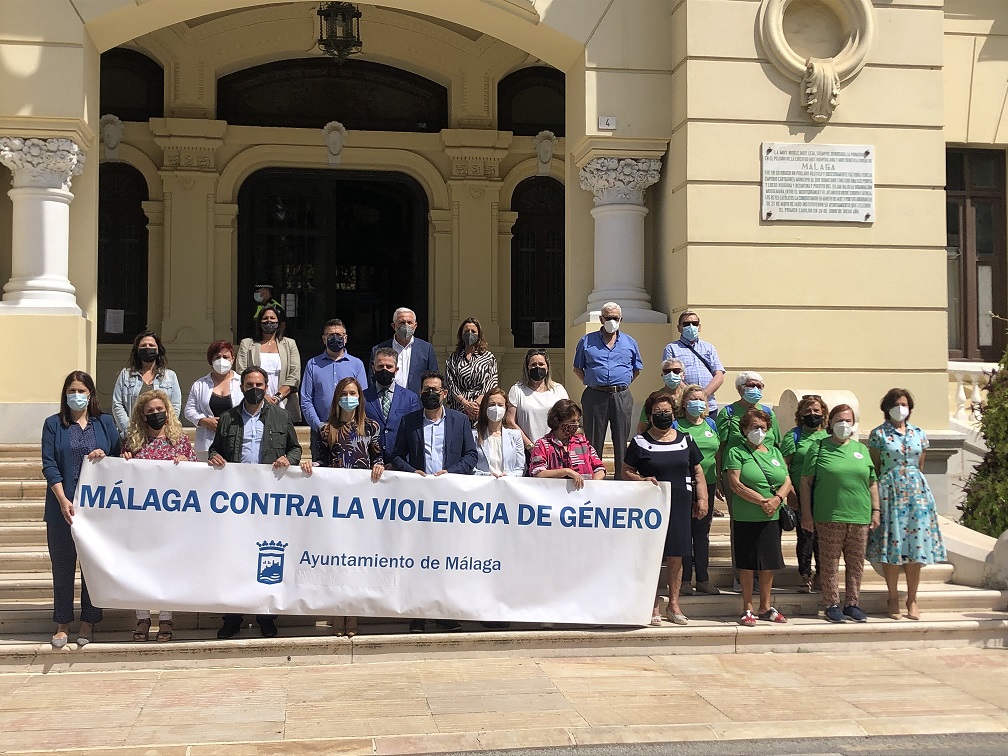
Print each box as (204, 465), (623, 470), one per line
(111, 330), (181, 434)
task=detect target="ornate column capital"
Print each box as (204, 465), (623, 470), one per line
(0, 137), (85, 190)
(579, 157), (661, 206)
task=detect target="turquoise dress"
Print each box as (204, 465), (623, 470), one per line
(866, 422), (947, 565)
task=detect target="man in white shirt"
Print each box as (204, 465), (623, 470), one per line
(370, 307), (440, 395)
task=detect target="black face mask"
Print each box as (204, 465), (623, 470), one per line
(529, 366), (548, 382)
(374, 369), (395, 388)
(261, 321), (279, 334)
(145, 411), (167, 430)
(326, 335), (345, 353)
(421, 390), (442, 410)
(138, 347), (159, 363)
(243, 387), (266, 406)
(651, 412), (675, 430)
(802, 414), (823, 429)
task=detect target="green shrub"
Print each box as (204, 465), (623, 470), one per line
(960, 353), (1008, 537)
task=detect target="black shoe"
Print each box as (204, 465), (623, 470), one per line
(435, 619), (464, 632)
(259, 618), (278, 638)
(409, 619), (426, 634)
(217, 618), (243, 640)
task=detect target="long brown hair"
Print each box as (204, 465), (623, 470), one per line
(476, 387), (517, 441)
(323, 376), (367, 438)
(454, 317), (488, 355)
(58, 371), (102, 428)
(795, 395), (829, 429)
(127, 329), (168, 378)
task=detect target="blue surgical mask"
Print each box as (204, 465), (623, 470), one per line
(338, 395), (359, 411)
(66, 393), (89, 411)
(743, 386), (762, 403)
(681, 325), (700, 342)
(685, 399), (706, 417)
(662, 372), (682, 389)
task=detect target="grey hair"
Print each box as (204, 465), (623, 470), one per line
(600, 302), (622, 316)
(735, 370), (764, 391)
(662, 358), (683, 370)
(392, 307), (416, 322)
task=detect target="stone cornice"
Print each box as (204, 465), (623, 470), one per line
(442, 129), (512, 180)
(0, 137), (86, 190)
(578, 157), (662, 206)
(150, 118), (227, 171)
(570, 137), (669, 170)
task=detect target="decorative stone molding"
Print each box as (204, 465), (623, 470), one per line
(99, 114), (124, 160)
(578, 157), (662, 206)
(533, 131), (556, 176)
(0, 137), (85, 190)
(150, 119), (226, 172)
(448, 153), (503, 180)
(441, 130), (512, 181)
(323, 121), (347, 166)
(758, 0), (875, 123)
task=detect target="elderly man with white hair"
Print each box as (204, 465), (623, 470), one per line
(573, 302), (644, 478)
(370, 307), (440, 396)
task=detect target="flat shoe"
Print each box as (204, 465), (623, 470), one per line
(887, 599), (901, 620)
(50, 633), (68, 649)
(650, 613), (663, 627)
(76, 635), (92, 648)
(906, 601), (920, 621)
(666, 612), (688, 625)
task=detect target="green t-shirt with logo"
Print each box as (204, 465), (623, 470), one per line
(780, 427), (829, 489)
(716, 401), (783, 462)
(724, 444), (788, 522)
(676, 418), (719, 484)
(800, 438), (877, 524)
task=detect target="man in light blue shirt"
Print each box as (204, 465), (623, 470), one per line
(422, 411), (445, 475)
(240, 400), (263, 464)
(573, 302), (643, 478)
(300, 318), (369, 432)
(663, 309), (725, 413)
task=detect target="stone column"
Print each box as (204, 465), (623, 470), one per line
(0, 137), (85, 313)
(577, 156), (666, 323)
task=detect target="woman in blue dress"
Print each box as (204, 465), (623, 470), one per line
(867, 388), (946, 621)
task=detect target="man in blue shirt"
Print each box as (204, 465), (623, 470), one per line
(300, 318), (369, 432)
(573, 302), (643, 478)
(662, 309), (725, 414)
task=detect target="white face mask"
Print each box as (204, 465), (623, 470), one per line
(212, 357), (232, 374)
(487, 405), (506, 423)
(832, 421), (855, 440)
(603, 318), (620, 334)
(889, 405), (910, 422)
(746, 427), (767, 446)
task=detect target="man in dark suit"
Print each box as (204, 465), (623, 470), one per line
(390, 370), (477, 633)
(364, 347), (420, 463)
(208, 366), (302, 640)
(369, 307), (439, 395)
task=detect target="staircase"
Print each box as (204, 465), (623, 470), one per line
(1, 439), (1006, 670)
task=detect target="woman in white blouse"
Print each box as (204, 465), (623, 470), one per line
(236, 304), (301, 418)
(184, 340), (244, 460)
(506, 349), (569, 455)
(473, 388), (526, 477)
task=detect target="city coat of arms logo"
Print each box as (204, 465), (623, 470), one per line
(256, 540), (288, 585)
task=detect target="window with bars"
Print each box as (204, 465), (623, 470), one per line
(946, 148), (1007, 361)
(511, 177), (564, 348)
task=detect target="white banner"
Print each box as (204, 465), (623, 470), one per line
(73, 458), (671, 626)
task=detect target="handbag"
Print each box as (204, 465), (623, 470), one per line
(746, 448), (796, 530)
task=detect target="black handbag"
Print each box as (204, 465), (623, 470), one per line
(747, 448), (796, 530)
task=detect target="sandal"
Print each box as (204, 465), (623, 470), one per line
(650, 611), (663, 627)
(133, 618), (151, 642)
(757, 607), (787, 624)
(887, 598), (901, 620)
(156, 620), (173, 642)
(738, 610), (757, 627)
(906, 600), (920, 621)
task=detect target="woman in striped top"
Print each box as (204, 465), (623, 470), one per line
(445, 317), (498, 423)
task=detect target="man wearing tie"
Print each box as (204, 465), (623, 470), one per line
(363, 348), (420, 462)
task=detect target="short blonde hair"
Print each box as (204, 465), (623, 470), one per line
(679, 384), (709, 419)
(125, 389), (184, 452)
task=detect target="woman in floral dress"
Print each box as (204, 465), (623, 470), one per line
(867, 388), (947, 621)
(301, 376), (384, 637)
(122, 389), (197, 641)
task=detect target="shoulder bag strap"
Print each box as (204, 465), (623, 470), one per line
(680, 341), (716, 376)
(745, 447), (778, 495)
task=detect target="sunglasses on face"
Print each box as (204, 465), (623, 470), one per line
(681, 320), (700, 327)
(662, 367), (684, 375)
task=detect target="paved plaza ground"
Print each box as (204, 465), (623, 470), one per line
(1, 647), (1007, 754)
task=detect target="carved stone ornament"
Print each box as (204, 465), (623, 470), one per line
(0, 137), (85, 190)
(578, 157), (662, 206)
(758, 0), (875, 123)
(533, 130), (556, 176)
(99, 114), (124, 159)
(323, 121), (347, 166)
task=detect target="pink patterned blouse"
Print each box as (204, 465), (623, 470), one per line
(133, 436), (197, 462)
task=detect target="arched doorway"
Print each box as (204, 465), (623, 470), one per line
(237, 168), (429, 367)
(511, 176), (564, 348)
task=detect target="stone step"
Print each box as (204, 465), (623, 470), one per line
(0, 445), (40, 462)
(0, 480), (47, 500)
(1, 612), (1006, 672)
(0, 460), (43, 481)
(0, 501), (43, 521)
(0, 523), (45, 546)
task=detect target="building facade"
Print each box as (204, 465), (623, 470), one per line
(0, 0), (1005, 513)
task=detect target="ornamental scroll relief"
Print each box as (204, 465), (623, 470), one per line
(758, 0), (875, 123)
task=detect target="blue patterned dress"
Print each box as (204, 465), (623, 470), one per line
(866, 422), (947, 564)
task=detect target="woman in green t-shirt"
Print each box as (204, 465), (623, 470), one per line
(724, 407), (793, 627)
(799, 403), (880, 624)
(675, 384), (722, 596)
(780, 395), (830, 594)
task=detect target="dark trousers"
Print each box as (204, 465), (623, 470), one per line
(47, 518), (102, 626)
(222, 613), (276, 627)
(581, 386), (633, 477)
(797, 525), (820, 577)
(684, 483), (716, 584)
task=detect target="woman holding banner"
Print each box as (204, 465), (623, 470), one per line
(301, 376), (383, 637)
(474, 388), (526, 476)
(41, 371), (121, 649)
(122, 389), (197, 641)
(623, 390), (708, 626)
(529, 399), (607, 488)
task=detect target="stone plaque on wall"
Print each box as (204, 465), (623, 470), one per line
(761, 142), (875, 223)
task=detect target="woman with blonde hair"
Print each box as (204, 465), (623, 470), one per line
(122, 389), (197, 641)
(635, 358), (687, 436)
(301, 376), (384, 637)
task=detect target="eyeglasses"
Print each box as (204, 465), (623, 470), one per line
(662, 367), (684, 375)
(745, 383), (764, 389)
(681, 320), (700, 327)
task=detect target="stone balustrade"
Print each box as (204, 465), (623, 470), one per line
(949, 360), (997, 422)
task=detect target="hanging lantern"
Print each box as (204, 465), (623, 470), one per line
(317, 2), (362, 63)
